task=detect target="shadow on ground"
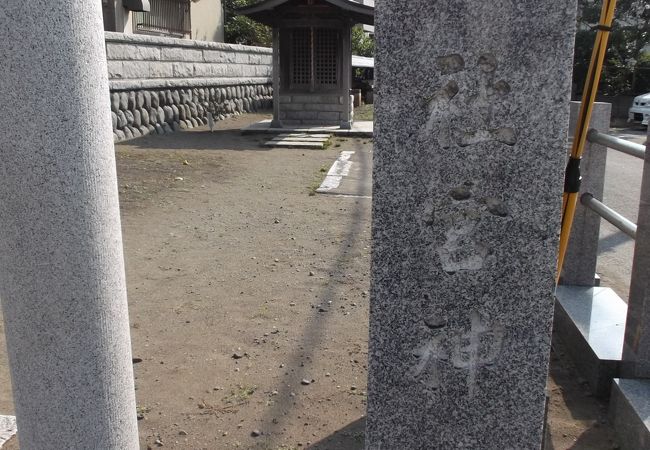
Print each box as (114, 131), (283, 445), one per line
(130, 128), (273, 153)
(598, 230), (634, 255)
(260, 139), (370, 448)
(308, 417), (365, 450)
(544, 334), (619, 449)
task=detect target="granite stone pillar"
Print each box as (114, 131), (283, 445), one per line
(561, 102), (611, 286)
(367, 1), (578, 448)
(340, 25), (353, 130)
(0, 1), (139, 449)
(622, 127), (650, 378)
(271, 27), (282, 128)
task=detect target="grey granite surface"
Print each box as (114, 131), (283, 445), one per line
(554, 286), (625, 397)
(562, 102), (611, 286)
(367, 1), (578, 448)
(610, 379), (650, 450)
(555, 286), (625, 360)
(110, 76), (272, 91)
(0, 1), (139, 448)
(622, 128), (650, 378)
(105, 30), (273, 54)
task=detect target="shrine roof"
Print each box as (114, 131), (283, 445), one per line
(236, 0), (374, 26)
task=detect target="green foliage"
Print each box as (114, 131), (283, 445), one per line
(574, 0), (650, 96)
(636, 53), (650, 94)
(223, 0), (272, 47)
(351, 25), (375, 57)
(223, 2), (374, 56)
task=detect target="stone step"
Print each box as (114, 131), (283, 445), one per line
(266, 132), (332, 148)
(554, 285), (627, 397)
(264, 139), (327, 149)
(610, 379), (650, 450)
(270, 136), (330, 143)
(274, 133), (332, 139)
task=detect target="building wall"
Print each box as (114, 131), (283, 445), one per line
(102, 0), (135, 34)
(104, 0), (224, 42)
(190, 0), (225, 42)
(105, 32), (273, 142)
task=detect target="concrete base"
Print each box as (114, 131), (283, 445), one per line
(242, 119), (373, 138)
(316, 146), (372, 198)
(610, 379), (650, 450)
(0, 416), (17, 448)
(264, 133), (332, 149)
(554, 285), (626, 397)
(340, 120), (352, 130)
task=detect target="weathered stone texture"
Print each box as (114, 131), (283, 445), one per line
(105, 31), (272, 88)
(622, 127), (650, 378)
(105, 32), (273, 142)
(367, 1), (578, 449)
(279, 94), (344, 125)
(110, 85), (272, 141)
(1, 1), (139, 448)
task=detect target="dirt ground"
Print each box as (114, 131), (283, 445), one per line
(0, 114), (621, 449)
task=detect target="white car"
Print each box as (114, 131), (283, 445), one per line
(629, 92), (650, 127)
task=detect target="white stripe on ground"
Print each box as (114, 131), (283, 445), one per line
(316, 151), (355, 192)
(332, 194), (372, 199)
(0, 415), (17, 448)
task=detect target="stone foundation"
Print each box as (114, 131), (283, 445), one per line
(278, 93), (353, 126)
(105, 32), (273, 142)
(110, 85), (272, 142)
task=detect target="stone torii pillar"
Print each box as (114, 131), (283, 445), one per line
(0, 1), (139, 448)
(367, 1), (578, 448)
(271, 27), (283, 128)
(623, 127), (650, 377)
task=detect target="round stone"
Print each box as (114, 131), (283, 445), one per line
(111, 93), (120, 112)
(133, 109), (142, 127)
(115, 129), (125, 141)
(127, 91), (136, 110)
(143, 91), (152, 108)
(136, 92), (145, 108)
(119, 92), (128, 110)
(151, 92), (160, 108)
(163, 105), (173, 122)
(124, 110), (134, 125)
(140, 108), (149, 126)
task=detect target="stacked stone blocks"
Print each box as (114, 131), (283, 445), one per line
(279, 94), (350, 126)
(110, 85), (272, 142)
(105, 32), (273, 142)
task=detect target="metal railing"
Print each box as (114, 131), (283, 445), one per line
(133, 0), (191, 38)
(581, 128), (645, 240)
(581, 193), (637, 239)
(587, 129), (646, 160)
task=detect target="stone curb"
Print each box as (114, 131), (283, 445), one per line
(105, 31), (272, 55)
(110, 77), (272, 91)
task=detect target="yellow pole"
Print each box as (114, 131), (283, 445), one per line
(556, 0), (617, 284)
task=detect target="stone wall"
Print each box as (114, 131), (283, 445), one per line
(279, 93), (353, 126)
(105, 32), (273, 141)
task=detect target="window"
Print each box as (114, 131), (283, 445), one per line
(133, 0), (191, 38)
(289, 28), (339, 90)
(291, 28), (312, 87)
(315, 29), (338, 87)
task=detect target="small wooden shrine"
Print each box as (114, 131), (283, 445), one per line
(237, 0), (374, 128)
